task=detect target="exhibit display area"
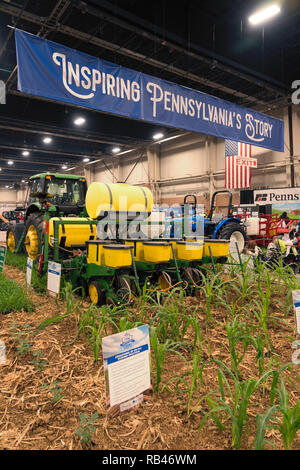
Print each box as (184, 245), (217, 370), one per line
(0, 0), (299, 455)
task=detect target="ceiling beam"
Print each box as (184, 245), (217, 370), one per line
(0, 2), (279, 108)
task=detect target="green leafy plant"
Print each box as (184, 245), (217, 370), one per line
(0, 274), (34, 314)
(11, 323), (34, 355)
(75, 412), (99, 447)
(42, 380), (65, 404)
(32, 349), (46, 370)
(276, 379), (300, 450)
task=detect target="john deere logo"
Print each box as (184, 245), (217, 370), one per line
(255, 194), (268, 202)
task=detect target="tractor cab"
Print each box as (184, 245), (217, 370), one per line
(6, 173), (88, 260)
(25, 173), (88, 217)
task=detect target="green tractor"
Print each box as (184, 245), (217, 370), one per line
(6, 173), (88, 260)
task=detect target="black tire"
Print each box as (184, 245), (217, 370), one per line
(6, 222), (25, 253)
(116, 276), (132, 303)
(24, 212), (44, 260)
(217, 222), (247, 253)
(88, 281), (106, 306)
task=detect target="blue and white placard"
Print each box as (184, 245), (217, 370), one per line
(292, 290), (300, 334)
(102, 325), (151, 417)
(26, 257), (33, 287)
(47, 261), (61, 296)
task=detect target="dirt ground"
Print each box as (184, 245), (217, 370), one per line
(0, 262), (299, 451)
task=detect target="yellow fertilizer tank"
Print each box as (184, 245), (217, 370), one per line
(174, 240), (204, 261)
(86, 240), (112, 265)
(85, 182), (153, 219)
(125, 240), (172, 263)
(142, 241), (172, 263)
(102, 244), (132, 268)
(203, 239), (230, 258)
(48, 217), (96, 248)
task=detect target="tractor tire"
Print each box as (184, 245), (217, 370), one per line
(24, 212), (44, 260)
(6, 222), (25, 254)
(217, 223), (247, 255)
(88, 281), (106, 306)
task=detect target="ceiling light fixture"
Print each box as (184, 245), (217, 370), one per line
(43, 137), (52, 144)
(153, 132), (164, 140)
(83, 157), (90, 163)
(74, 117), (86, 126)
(22, 150), (30, 156)
(112, 147), (121, 154)
(249, 4), (281, 25)
(61, 165), (68, 170)
(7, 160), (13, 165)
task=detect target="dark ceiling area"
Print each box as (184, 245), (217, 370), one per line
(0, 0), (299, 188)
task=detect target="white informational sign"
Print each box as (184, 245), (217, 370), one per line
(102, 325), (152, 418)
(47, 261), (61, 297)
(26, 257), (33, 286)
(292, 290), (300, 334)
(0, 245), (6, 273)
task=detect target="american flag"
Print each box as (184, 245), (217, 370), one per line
(225, 140), (252, 189)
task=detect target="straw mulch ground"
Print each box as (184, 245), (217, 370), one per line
(0, 263), (299, 451)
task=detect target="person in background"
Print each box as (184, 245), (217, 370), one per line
(266, 236), (279, 258)
(279, 211), (290, 226)
(243, 240), (262, 257)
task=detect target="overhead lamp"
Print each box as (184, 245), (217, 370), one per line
(112, 147), (121, 154)
(0, 168), (1, 171)
(21, 180), (25, 183)
(5, 185), (9, 188)
(249, 4), (281, 25)
(61, 165), (68, 170)
(7, 160), (13, 165)
(153, 132), (164, 140)
(22, 150), (30, 156)
(43, 136), (52, 144)
(74, 117), (86, 126)
(83, 157), (90, 163)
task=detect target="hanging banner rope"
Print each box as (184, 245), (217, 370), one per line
(14, 29), (284, 152)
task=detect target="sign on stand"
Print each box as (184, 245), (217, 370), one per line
(26, 257), (33, 287)
(47, 261), (61, 297)
(0, 246), (6, 273)
(292, 290), (300, 334)
(102, 325), (152, 419)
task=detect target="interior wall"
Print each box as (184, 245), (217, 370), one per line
(1, 105), (298, 215)
(0, 189), (17, 214)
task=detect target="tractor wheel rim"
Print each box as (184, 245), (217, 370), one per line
(158, 271), (172, 290)
(7, 232), (15, 252)
(89, 284), (98, 304)
(25, 224), (38, 259)
(229, 231), (245, 253)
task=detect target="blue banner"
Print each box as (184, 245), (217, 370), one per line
(15, 29), (284, 152)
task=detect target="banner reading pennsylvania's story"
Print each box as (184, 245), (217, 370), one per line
(15, 29), (284, 152)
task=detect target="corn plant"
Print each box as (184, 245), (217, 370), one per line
(199, 360), (288, 450)
(276, 379), (300, 450)
(251, 333), (265, 376)
(225, 315), (252, 379)
(198, 271), (227, 325)
(255, 378), (300, 450)
(199, 366), (259, 449)
(150, 327), (188, 392)
(254, 405), (279, 450)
